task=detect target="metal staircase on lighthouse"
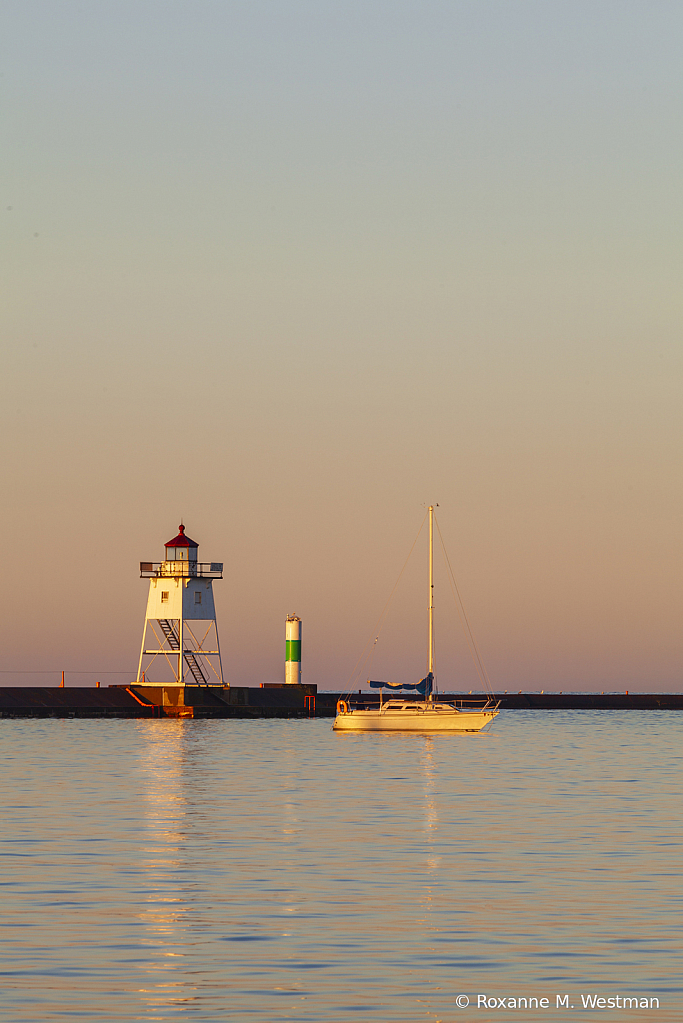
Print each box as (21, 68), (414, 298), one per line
(157, 620), (208, 684)
(137, 524), (225, 687)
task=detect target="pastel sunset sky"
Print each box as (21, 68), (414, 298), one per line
(2, 1), (681, 690)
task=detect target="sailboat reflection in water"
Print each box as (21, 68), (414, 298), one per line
(333, 506), (500, 733)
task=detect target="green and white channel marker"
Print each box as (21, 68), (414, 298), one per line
(285, 615), (301, 685)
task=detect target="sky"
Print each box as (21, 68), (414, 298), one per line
(2, 0), (682, 691)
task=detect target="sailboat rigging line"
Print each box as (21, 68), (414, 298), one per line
(343, 510), (429, 696)
(434, 514), (494, 696)
(365, 635), (380, 684)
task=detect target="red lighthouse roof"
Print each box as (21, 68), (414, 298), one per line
(164, 524), (198, 548)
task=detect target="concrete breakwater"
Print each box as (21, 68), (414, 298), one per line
(0, 685), (317, 719)
(1, 686), (682, 718)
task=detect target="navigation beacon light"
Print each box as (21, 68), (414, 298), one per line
(285, 615), (301, 685)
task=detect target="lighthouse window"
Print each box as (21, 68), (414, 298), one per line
(161, 591), (169, 603)
(194, 591), (202, 604)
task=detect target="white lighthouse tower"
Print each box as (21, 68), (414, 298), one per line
(137, 525), (224, 686)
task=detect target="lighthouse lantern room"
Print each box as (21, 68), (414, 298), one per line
(138, 525), (224, 686)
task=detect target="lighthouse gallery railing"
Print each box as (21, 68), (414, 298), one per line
(140, 562), (223, 578)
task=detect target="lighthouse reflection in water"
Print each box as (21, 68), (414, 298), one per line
(136, 723), (196, 1016)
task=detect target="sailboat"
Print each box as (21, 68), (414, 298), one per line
(333, 506), (500, 733)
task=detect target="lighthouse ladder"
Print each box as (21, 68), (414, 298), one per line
(159, 619), (180, 649)
(158, 619), (208, 685)
(183, 651), (208, 685)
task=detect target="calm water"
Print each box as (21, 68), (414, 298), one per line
(1, 711), (680, 1022)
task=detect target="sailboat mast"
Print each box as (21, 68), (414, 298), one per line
(428, 505), (434, 676)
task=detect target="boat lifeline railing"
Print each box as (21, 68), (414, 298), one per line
(448, 697), (500, 710)
(342, 693), (500, 711)
(140, 562), (223, 578)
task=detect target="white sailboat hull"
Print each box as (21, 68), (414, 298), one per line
(333, 701), (498, 733)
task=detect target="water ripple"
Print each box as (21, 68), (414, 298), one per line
(0, 711), (680, 1020)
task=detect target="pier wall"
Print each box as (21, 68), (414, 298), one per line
(0, 685), (318, 719)
(1, 687), (682, 719)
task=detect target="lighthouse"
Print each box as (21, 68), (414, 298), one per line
(137, 525), (224, 686)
